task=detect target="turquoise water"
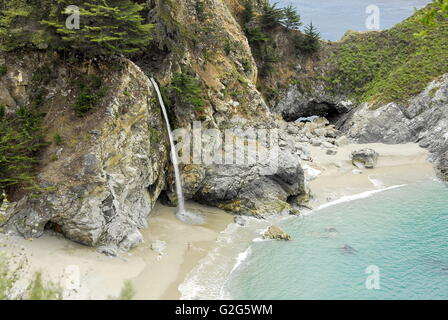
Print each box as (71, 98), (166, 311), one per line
(276, 0), (433, 40)
(225, 181), (448, 300)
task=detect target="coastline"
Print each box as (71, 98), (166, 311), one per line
(0, 143), (437, 300)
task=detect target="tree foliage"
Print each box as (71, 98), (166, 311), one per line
(282, 4), (302, 30)
(0, 0), (153, 57)
(296, 22), (321, 53)
(0, 104), (46, 191)
(169, 73), (205, 110)
(259, 2), (285, 29)
(41, 0), (153, 57)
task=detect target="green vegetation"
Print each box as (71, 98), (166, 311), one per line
(0, 65), (6, 76)
(168, 73), (205, 110)
(282, 4), (302, 30)
(0, 0), (49, 51)
(242, 0), (255, 24)
(27, 272), (62, 300)
(260, 2), (285, 29)
(108, 280), (136, 300)
(421, 0), (448, 24)
(0, 103), (46, 191)
(295, 22), (320, 53)
(53, 133), (63, 146)
(326, 8), (448, 106)
(1, 0), (153, 57)
(0, 253), (62, 300)
(73, 74), (106, 117)
(42, 0), (153, 57)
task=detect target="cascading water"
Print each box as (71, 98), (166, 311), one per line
(150, 78), (204, 225)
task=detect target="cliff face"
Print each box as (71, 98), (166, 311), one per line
(0, 52), (169, 254)
(257, 5), (448, 180)
(0, 1), (446, 253)
(0, 0), (309, 253)
(341, 74), (448, 181)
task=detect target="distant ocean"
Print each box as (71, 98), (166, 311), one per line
(275, 0), (433, 40)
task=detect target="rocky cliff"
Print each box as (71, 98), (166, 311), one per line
(0, 52), (170, 255)
(0, 0), (309, 253)
(0, 1), (446, 254)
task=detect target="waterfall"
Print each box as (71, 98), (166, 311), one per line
(150, 78), (186, 214)
(150, 78), (204, 225)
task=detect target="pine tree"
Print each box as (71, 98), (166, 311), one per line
(242, 0), (255, 24)
(259, 2), (285, 29)
(0, 0), (55, 51)
(41, 0), (154, 57)
(297, 22), (320, 53)
(282, 4), (302, 30)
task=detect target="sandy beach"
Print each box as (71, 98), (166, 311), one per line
(305, 143), (436, 208)
(0, 202), (233, 300)
(0, 142), (437, 300)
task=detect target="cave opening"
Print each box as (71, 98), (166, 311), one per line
(285, 101), (347, 126)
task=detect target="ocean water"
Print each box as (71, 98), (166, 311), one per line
(275, 0), (433, 40)
(224, 181), (448, 300)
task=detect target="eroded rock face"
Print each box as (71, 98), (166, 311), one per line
(0, 54), (169, 255)
(341, 74), (448, 180)
(178, 128), (306, 217)
(263, 225), (291, 241)
(351, 148), (379, 169)
(273, 83), (355, 122)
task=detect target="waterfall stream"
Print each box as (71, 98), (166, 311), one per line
(150, 78), (204, 225)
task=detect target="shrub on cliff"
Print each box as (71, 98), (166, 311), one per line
(169, 73), (205, 110)
(0, 104), (46, 191)
(421, 0), (448, 24)
(41, 0), (153, 57)
(296, 22), (321, 53)
(0, 0), (153, 57)
(259, 2), (285, 29)
(282, 5), (302, 30)
(0, 253), (62, 300)
(0, 0), (50, 51)
(326, 6), (448, 106)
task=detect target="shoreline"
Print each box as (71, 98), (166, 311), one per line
(0, 143), (438, 300)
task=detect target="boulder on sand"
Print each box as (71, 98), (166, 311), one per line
(351, 148), (379, 169)
(263, 225), (291, 241)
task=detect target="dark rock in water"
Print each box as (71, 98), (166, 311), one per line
(325, 227), (338, 233)
(351, 148), (379, 169)
(340, 244), (357, 255)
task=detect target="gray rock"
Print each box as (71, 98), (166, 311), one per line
(351, 148), (379, 169)
(180, 129), (307, 218)
(2, 57), (169, 252)
(342, 74), (448, 180)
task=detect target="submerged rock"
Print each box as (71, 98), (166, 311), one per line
(351, 148), (379, 169)
(263, 225), (291, 241)
(340, 244), (357, 255)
